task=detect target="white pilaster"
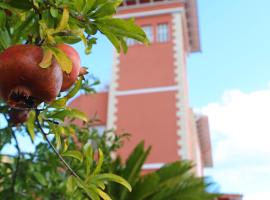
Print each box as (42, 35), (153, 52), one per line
(107, 50), (120, 130)
(172, 12), (189, 160)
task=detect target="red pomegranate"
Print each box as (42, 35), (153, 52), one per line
(0, 44), (63, 109)
(57, 44), (81, 91)
(8, 108), (29, 124)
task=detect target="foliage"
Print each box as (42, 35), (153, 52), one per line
(107, 142), (219, 200)
(0, 0), (149, 199)
(0, 0), (148, 55)
(0, 83), (131, 199)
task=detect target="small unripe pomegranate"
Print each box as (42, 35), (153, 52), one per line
(0, 44), (63, 109)
(57, 44), (81, 92)
(9, 108), (29, 124)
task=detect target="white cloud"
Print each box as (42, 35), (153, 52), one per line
(197, 88), (270, 200)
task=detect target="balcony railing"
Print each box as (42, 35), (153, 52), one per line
(119, 0), (185, 9)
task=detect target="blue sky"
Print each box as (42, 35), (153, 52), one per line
(188, 0), (270, 107)
(73, 1), (270, 199)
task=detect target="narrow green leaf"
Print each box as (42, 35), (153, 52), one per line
(93, 148), (104, 175)
(12, 12), (35, 43)
(47, 108), (88, 122)
(33, 172), (47, 186)
(39, 48), (53, 68)
(26, 110), (35, 142)
(50, 7), (58, 18)
(67, 176), (77, 193)
(96, 188), (112, 200)
(83, 143), (93, 176)
(50, 97), (67, 109)
(54, 35), (81, 44)
(75, 179), (100, 200)
(9, 0), (32, 10)
(90, 173), (132, 192)
(0, 10), (6, 30)
(48, 122), (62, 150)
(73, 0), (85, 12)
(83, 0), (96, 14)
(50, 47), (72, 73)
(62, 150), (83, 162)
(65, 78), (82, 99)
(97, 24), (120, 52)
(0, 29), (11, 49)
(56, 7), (69, 31)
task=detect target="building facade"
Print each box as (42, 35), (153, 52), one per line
(70, 0), (242, 199)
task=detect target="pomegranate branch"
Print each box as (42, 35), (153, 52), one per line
(34, 109), (81, 181)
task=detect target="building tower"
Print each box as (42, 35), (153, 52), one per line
(71, 0), (213, 176)
(71, 1), (244, 198)
(107, 0), (211, 175)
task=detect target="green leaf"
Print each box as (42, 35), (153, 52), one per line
(96, 18), (149, 46)
(50, 97), (67, 109)
(50, 47), (72, 73)
(47, 108), (88, 122)
(97, 24), (120, 52)
(0, 2), (17, 11)
(48, 122), (63, 150)
(90, 1), (117, 18)
(50, 7), (58, 18)
(56, 7), (69, 31)
(96, 188), (112, 200)
(120, 142), (151, 199)
(65, 78), (82, 99)
(83, 143), (93, 176)
(62, 150), (83, 162)
(8, 0), (32, 10)
(90, 173), (132, 192)
(54, 35), (81, 44)
(12, 12), (35, 43)
(93, 148), (104, 175)
(73, 0), (85, 12)
(0, 10), (6, 30)
(39, 47), (53, 68)
(26, 110), (36, 142)
(83, 0), (96, 14)
(67, 176), (77, 193)
(0, 29), (11, 49)
(75, 178), (100, 200)
(33, 172), (47, 186)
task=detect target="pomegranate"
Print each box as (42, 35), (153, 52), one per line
(0, 44), (63, 109)
(57, 44), (81, 91)
(8, 108), (29, 124)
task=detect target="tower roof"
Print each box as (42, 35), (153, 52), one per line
(118, 0), (201, 52)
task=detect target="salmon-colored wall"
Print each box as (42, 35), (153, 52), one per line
(118, 2), (184, 15)
(69, 93), (108, 125)
(118, 14), (176, 90)
(116, 91), (180, 163)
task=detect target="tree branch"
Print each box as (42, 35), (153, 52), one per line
(10, 129), (21, 194)
(34, 109), (81, 180)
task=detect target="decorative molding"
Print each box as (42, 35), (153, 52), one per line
(172, 12), (189, 160)
(142, 163), (165, 170)
(107, 50), (120, 131)
(116, 85), (179, 96)
(116, 7), (183, 19)
(119, 0), (185, 11)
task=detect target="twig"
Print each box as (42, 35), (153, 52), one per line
(10, 129), (21, 194)
(35, 109), (81, 180)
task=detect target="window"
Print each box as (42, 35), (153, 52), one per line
(157, 23), (169, 42)
(126, 38), (136, 46)
(142, 25), (153, 42)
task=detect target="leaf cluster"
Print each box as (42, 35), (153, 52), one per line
(0, 0), (149, 54)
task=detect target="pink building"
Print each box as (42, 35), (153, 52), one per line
(71, 0), (242, 199)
